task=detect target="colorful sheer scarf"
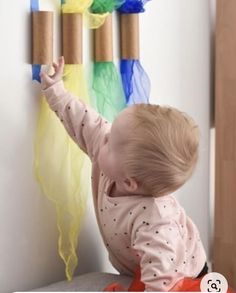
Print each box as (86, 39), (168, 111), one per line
(62, 0), (108, 28)
(117, 0), (150, 13)
(91, 0), (126, 123)
(34, 0), (106, 281)
(92, 61), (126, 122)
(118, 0), (151, 106)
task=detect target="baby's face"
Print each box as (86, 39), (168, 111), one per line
(98, 106), (134, 183)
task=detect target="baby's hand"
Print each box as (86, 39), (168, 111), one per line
(40, 56), (64, 90)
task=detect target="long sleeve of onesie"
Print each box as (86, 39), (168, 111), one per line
(42, 80), (111, 161)
(132, 220), (186, 291)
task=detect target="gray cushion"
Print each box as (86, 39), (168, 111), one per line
(30, 272), (132, 292)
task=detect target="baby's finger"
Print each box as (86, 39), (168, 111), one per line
(59, 56), (64, 65)
(58, 56), (65, 72)
(51, 63), (59, 76)
(52, 62), (58, 70)
(40, 72), (52, 84)
(53, 57), (64, 79)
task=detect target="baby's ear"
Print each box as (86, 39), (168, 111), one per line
(123, 177), (138, 193)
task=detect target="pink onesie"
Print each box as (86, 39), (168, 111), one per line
(43, 80), (207, 292)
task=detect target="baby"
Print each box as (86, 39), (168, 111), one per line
(40, 56), (208, 292)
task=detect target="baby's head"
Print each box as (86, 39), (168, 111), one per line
(98, 103), (200, 197)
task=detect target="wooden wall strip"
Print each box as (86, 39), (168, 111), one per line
(214, 0), (236, 289)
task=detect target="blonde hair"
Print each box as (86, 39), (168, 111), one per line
(122, 104), (200, 197)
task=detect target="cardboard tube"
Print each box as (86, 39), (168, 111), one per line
(120, 13), (140, 60)
(62, 13), (83, 64)
(32, 11), (53, 64)
(94, 14), (113, 62)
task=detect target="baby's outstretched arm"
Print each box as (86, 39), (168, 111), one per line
(40, 57), (111, 161)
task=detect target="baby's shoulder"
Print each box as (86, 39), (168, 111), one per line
(131, 194), (180, 229)
(153, 194), (180, 219)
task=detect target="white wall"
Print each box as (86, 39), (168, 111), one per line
(0, 1), (214, 292)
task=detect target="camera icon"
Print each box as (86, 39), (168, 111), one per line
(200, 272), (228, 292)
